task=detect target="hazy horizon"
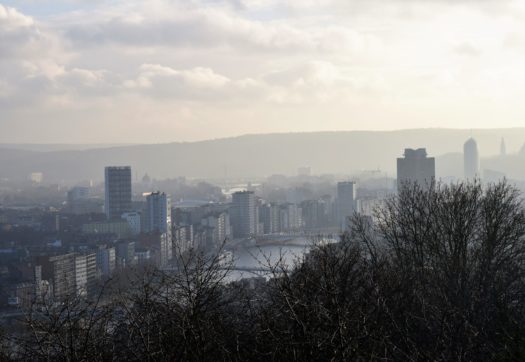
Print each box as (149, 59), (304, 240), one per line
(1, 127), (525, 147)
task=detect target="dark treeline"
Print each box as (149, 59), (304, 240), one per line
(2, 180), (525, 361)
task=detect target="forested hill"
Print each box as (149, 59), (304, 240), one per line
(1, 129), (524, 182)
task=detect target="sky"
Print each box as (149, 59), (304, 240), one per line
(1, 0), (525, 143)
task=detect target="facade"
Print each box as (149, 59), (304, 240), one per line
(156, 232), (172, 267)
(67, 186), (90, 203)
(464, 138), (480, 180)
(30, 172), (43, 183)
(66, 186), (101, 214)
(337, 182), (357, 229)
(145, 192), (172, 264)
(135, 248), (151, 264)
(397, 148), (435, 191)
(122, 211), (141, 235)
(279, 203), (302, 232)
(74, 255), (88, 297)
(85, 253), (97, 296)
(144, 192), (171, 234)
(7, 283), (34, 308)
(104, 166), (132, 220)
(96, 247), (116, 277)
(173, 225), (194, 253)
(231, 191), (257, 239)
(116, 241), (136, 268)
(259, 203), (280, 234)
(73, 253), (97, 297)
(301, 200), (324, 230)
(67, 186), (91, 214)
(200, 211), (231, 248)
(81, 220), (131, 239)
(49, 253), (77, 300)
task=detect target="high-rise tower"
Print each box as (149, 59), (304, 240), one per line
(231, 191), (257, 239)
(145, 192), (171, 234)
(104, 166), (132, 220)
(336, 181), (356, 229)
(397, 148), (435, 191)
(463, 138), (480, 180)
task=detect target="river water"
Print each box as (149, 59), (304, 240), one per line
(225, 236), (337, 281)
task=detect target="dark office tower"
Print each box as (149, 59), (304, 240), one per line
(463, 138), (480, 180)
(104, 166), (132, 220)
(231, 191), (256, 238)
(336, 181), (356, 229)
(397, 148), (435, 191)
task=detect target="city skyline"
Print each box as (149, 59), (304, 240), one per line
(3, 1), (525, 360)
(2, 1), (525, 143)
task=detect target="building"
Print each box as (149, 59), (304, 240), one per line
(483, 169), (506, 184)
(279, 203), (302, 232)
(104, 166), (132, 220)
(259, 203), (280, 234)
(48, 253), (77, 300)
(122, 211), (141, 235)
(144, 192), (171, 234)
(135, 248), (151, 264)
(30, 172), (43, 183)
(231, 191), (257, 239)
(66, 186), (102, 214)
(67, 186), (90, 203)
(67, 186), (90, 213)
(336, 182), (357, 229)
(7, 283), (34, 308)
(85, 253), (97, 297)
(397, 148), (435, 191)
(156, 233), (172, 267)
(173, 225), (194, 253)
(200, 211), (231, 248)
(464, 138), (480, 180)
(81, 220), (131, 239)
(74, 255), (88, 297)
(116, 241), (136, 268)
(96, 247), (116, 277)
(358, 197), (385, 218)
(301, 200), (325, 230)
(144, 192), (172, 264)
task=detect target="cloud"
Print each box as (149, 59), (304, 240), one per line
(453, 42), (482, 57)
(122, 63), (268, 102)
(2, 0), (525, 143)
(62, 4), (373, 54)
(0, 4), (40, 58)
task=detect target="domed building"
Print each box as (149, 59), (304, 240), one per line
(463, 138), (480, 180)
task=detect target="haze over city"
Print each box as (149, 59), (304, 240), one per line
(4, 1), (525, 361)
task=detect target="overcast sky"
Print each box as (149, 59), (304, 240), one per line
(1, 0), (525, 143)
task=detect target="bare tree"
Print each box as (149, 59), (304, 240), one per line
(353, 180), (525, 360)
(12, 282), (114, 362)
(110, 242), (247, 361)
(5, 180), (525, 361)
